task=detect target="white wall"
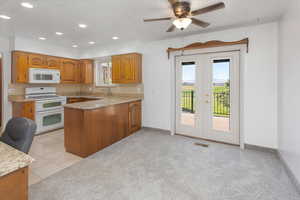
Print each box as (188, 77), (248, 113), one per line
(278, 0), (300, 184)
(80, 22), (279, 149)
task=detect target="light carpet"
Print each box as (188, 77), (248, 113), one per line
(29, 128), (300, 200)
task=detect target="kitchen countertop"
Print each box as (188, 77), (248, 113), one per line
(63, 96), (142, 110)
(9, 93), (142, 110)
(8, 93), (143, 103)
(0, 142), (34, 177)
(8, 95), (36, 102)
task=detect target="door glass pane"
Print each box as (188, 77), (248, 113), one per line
(43, 102), (62, 108)
(43, 113), (62, 126)
(212, 59), (230, 132)
(181, 62), (196, 127)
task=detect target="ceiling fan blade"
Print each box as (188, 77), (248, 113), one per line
(144, 17), (172, 22)
(168, 0), (177, 6)
(191, 2), (225, 16)
(166, 25), (176, 32)
(191, 18), (210, 28)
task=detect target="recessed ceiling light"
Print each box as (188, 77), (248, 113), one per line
(0, 15), (11, 20)
(112, 36), (119, 40)
(21, 2), (34, 8)
(39, 37), (46, 40)
(55, 32), (64, 36)
(89, 41), (95, 45)
(72, 45), (78, 48)
(78, 24), (87, 28)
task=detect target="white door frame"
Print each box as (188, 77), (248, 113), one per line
(170, 45), (247, 149)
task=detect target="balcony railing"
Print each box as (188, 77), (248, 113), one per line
(181, 90), (230, 117)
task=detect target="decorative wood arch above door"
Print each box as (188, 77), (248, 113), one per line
(167, 38), (249, 58)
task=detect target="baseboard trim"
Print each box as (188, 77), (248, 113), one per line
(142, 127), (171, 134)
(244, 144), (277, 153)
(175, 133), (239, 147)
(277, 152), (300, 195)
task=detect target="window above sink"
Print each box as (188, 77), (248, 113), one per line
(94, 57), (117, 87)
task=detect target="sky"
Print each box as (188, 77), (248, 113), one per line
(182, 62), (230, 83)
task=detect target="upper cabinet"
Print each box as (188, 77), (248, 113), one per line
(12, 51), (92, 84)
(61, 59), (79, 84)
(12, 51), (29, 83)
(28, 53), (47, 68)
(79, 59), (94, 84)
(12, 51), (141, 85)
(112, 53), (142, 84)
(46, 56), (61, 69)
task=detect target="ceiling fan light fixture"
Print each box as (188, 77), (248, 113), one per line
(173, 18), (192, 30)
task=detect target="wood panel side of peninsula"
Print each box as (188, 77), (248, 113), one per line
(64, 101), (141, 157)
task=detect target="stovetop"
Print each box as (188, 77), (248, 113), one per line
(25, 95), (63, 100)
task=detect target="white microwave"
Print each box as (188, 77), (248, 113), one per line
(29, 68), (60, 84)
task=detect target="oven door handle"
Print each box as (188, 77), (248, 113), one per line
(36, 99), (66, 104)
(36, 109), (64, 115)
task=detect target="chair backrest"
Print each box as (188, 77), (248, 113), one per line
(0, 117), (37, 154)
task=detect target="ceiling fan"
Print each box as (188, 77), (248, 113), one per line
(143, 0), (225, 32)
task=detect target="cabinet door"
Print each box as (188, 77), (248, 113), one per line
(128, 101), (141, 134)
(28, 54), (46, 68)
(112, 54), (142, 84)
(12, 52), (29, 83)
(112, 103), (129, 142)
(112, 56), (123, 83)
(80, 60), (94, 84)
(46, 56), (61, 69)
(23, 102), (35, 120)
(13, 101), (35, 120)
(61, 59), (79, 83)
(122, 55), (136, 83)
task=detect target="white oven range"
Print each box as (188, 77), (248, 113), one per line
(25, 87), (66, 134)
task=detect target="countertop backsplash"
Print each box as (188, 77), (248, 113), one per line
(8, 83), (144, 97)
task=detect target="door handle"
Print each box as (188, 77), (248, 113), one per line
(205, 100), (210, 103)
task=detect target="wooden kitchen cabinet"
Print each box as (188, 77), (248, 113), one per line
(0, 167), (28, 200)
(128, 101), (142, 134)
(112, 55), (122, 83)
(61, 59), (79, 84)
(79, 59), (94, 84)
(12, 51), (95, 85)
(12, 101), (35, 120)
(67, 97), (98, 104)
(12, 51), (29, 83)
(64, 101), (141, 158)
(28, 53), (47, 68)
(46, 56), (61, 69)
(112, 53), (142, 84)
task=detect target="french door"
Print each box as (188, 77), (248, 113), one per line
(175, 51), (240, 145)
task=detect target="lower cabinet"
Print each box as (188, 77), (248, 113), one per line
(0, 167), (28, 200)
(128, 101), (142, 135)
(64, 101), (142, 157)
(67, 97), (98, 104)
(12, 102), (35, 120)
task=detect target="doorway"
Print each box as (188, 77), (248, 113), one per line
(175, 51), (240, 145)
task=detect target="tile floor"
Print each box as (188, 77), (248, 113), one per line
(28, 129), (82, 185)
